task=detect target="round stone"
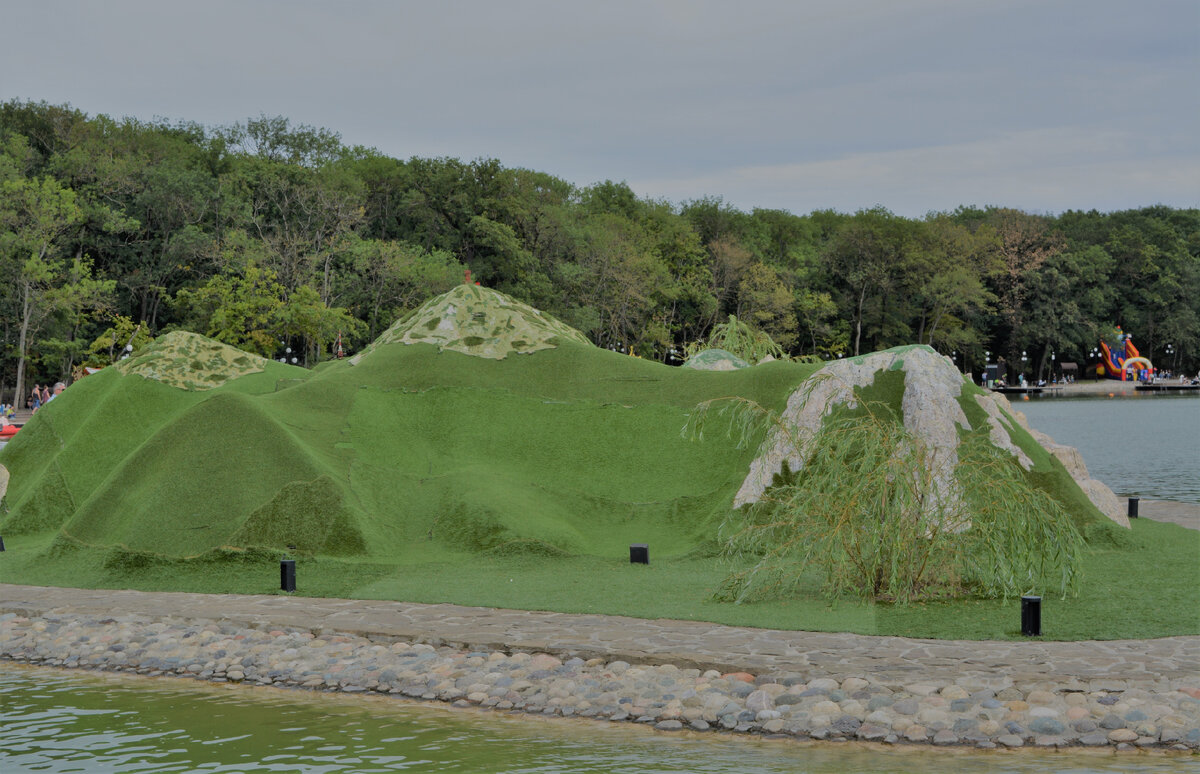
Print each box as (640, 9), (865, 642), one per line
(1108, 728), (1138, 743)
(841, 677), (869, 693)
(1029, 717), (1066, 735)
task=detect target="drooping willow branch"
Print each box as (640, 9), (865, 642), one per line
(687, 395), (1084, 604)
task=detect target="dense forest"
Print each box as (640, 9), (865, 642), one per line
(2, 100), (1198, 406)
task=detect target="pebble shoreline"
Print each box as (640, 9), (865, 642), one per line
(2, 611), (1198, 753)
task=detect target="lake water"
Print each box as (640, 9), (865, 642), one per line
(0, 663), (1185, 774)
(1017, 392), (1199, 504)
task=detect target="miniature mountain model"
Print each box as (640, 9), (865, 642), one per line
(354, 283), (592, 361)
(0, 286), (1124, 584)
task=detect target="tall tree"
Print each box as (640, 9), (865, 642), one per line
(988, 209), (1064, 376)
(39, 255), (116, 378)
(340, 237), (464, 339)
(823, 208), (912, 356)
(0, 171), (84, 403)
(737, 262), (797, 349)
(908, 216), (997, 353)
(568, 213), (672, 355)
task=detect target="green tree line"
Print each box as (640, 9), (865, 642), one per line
(2, 100), (1198, 406)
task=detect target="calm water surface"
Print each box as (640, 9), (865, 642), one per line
(0, 664), (1188, 774)
(1017, 393), (1198, 504)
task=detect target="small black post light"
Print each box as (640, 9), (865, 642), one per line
(280, 558), (296, 592)
(1128, 497), (1139, 519)
(0, 535), (5, 552)
(629, 543), (649, 565)
(1021, 595), (1042, 637)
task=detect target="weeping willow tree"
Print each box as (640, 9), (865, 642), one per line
(684, 314), (786, 365)
(686, 398), (1084, 604)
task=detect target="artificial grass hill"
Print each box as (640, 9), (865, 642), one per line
(0, 285), (1195, 641)
(1, 285), (818, 566)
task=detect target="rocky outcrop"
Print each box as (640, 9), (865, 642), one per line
(1075, 478), (1128, 527)
(970, 392), (1034, 470)
(734, 345), (1130, 529)
(734, 347), (970, 510)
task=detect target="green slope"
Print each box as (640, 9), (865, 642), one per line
(0, 287), (1188, 640)
(61, 390), (347, 557)
(1, 329), (816, 564)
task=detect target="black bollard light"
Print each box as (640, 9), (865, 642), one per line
(1021, 595), (1042, 637)
(629, 543), (649, 565)
(280, 559), (296, 592)
(1128, 497), (1139, 519)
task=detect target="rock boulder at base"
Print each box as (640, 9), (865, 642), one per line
(1017, 412), (1129, 528)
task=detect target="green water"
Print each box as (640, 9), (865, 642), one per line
(1, 664), (1189, 773)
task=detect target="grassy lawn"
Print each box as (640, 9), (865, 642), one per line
(1, 517), (1194, 642)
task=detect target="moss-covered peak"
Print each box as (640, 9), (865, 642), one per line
(683, 349), (750, 371)
(354, 284), (592, 362)
(114, 331), (269, 391)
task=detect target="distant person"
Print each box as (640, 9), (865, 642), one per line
(46, 382), (66, 403)
(29, 384), (41, 411)
(40, 385), (50, 406)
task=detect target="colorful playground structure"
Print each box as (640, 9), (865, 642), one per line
(1097, 329), (1154, 381)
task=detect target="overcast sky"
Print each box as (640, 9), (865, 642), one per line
(3, 0), (1197, 217)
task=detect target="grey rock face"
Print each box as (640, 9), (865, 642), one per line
(732, 345), (1130, 529)
(734, 348), (971, 511)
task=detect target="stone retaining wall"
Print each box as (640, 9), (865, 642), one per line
(2, 611), (1197, 753)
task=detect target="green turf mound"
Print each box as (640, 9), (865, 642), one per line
(58, 390), (354, 557)
(0, 287), (1121, 614)
(352, 283), (592, 362)
(0, 316), (790, 566)
(683, 348), (750, 370)
(114, 331), (270, 390)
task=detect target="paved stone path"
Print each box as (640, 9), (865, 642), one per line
(2, 583), (1196, 689)
(1141, 500), (1200, 531)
